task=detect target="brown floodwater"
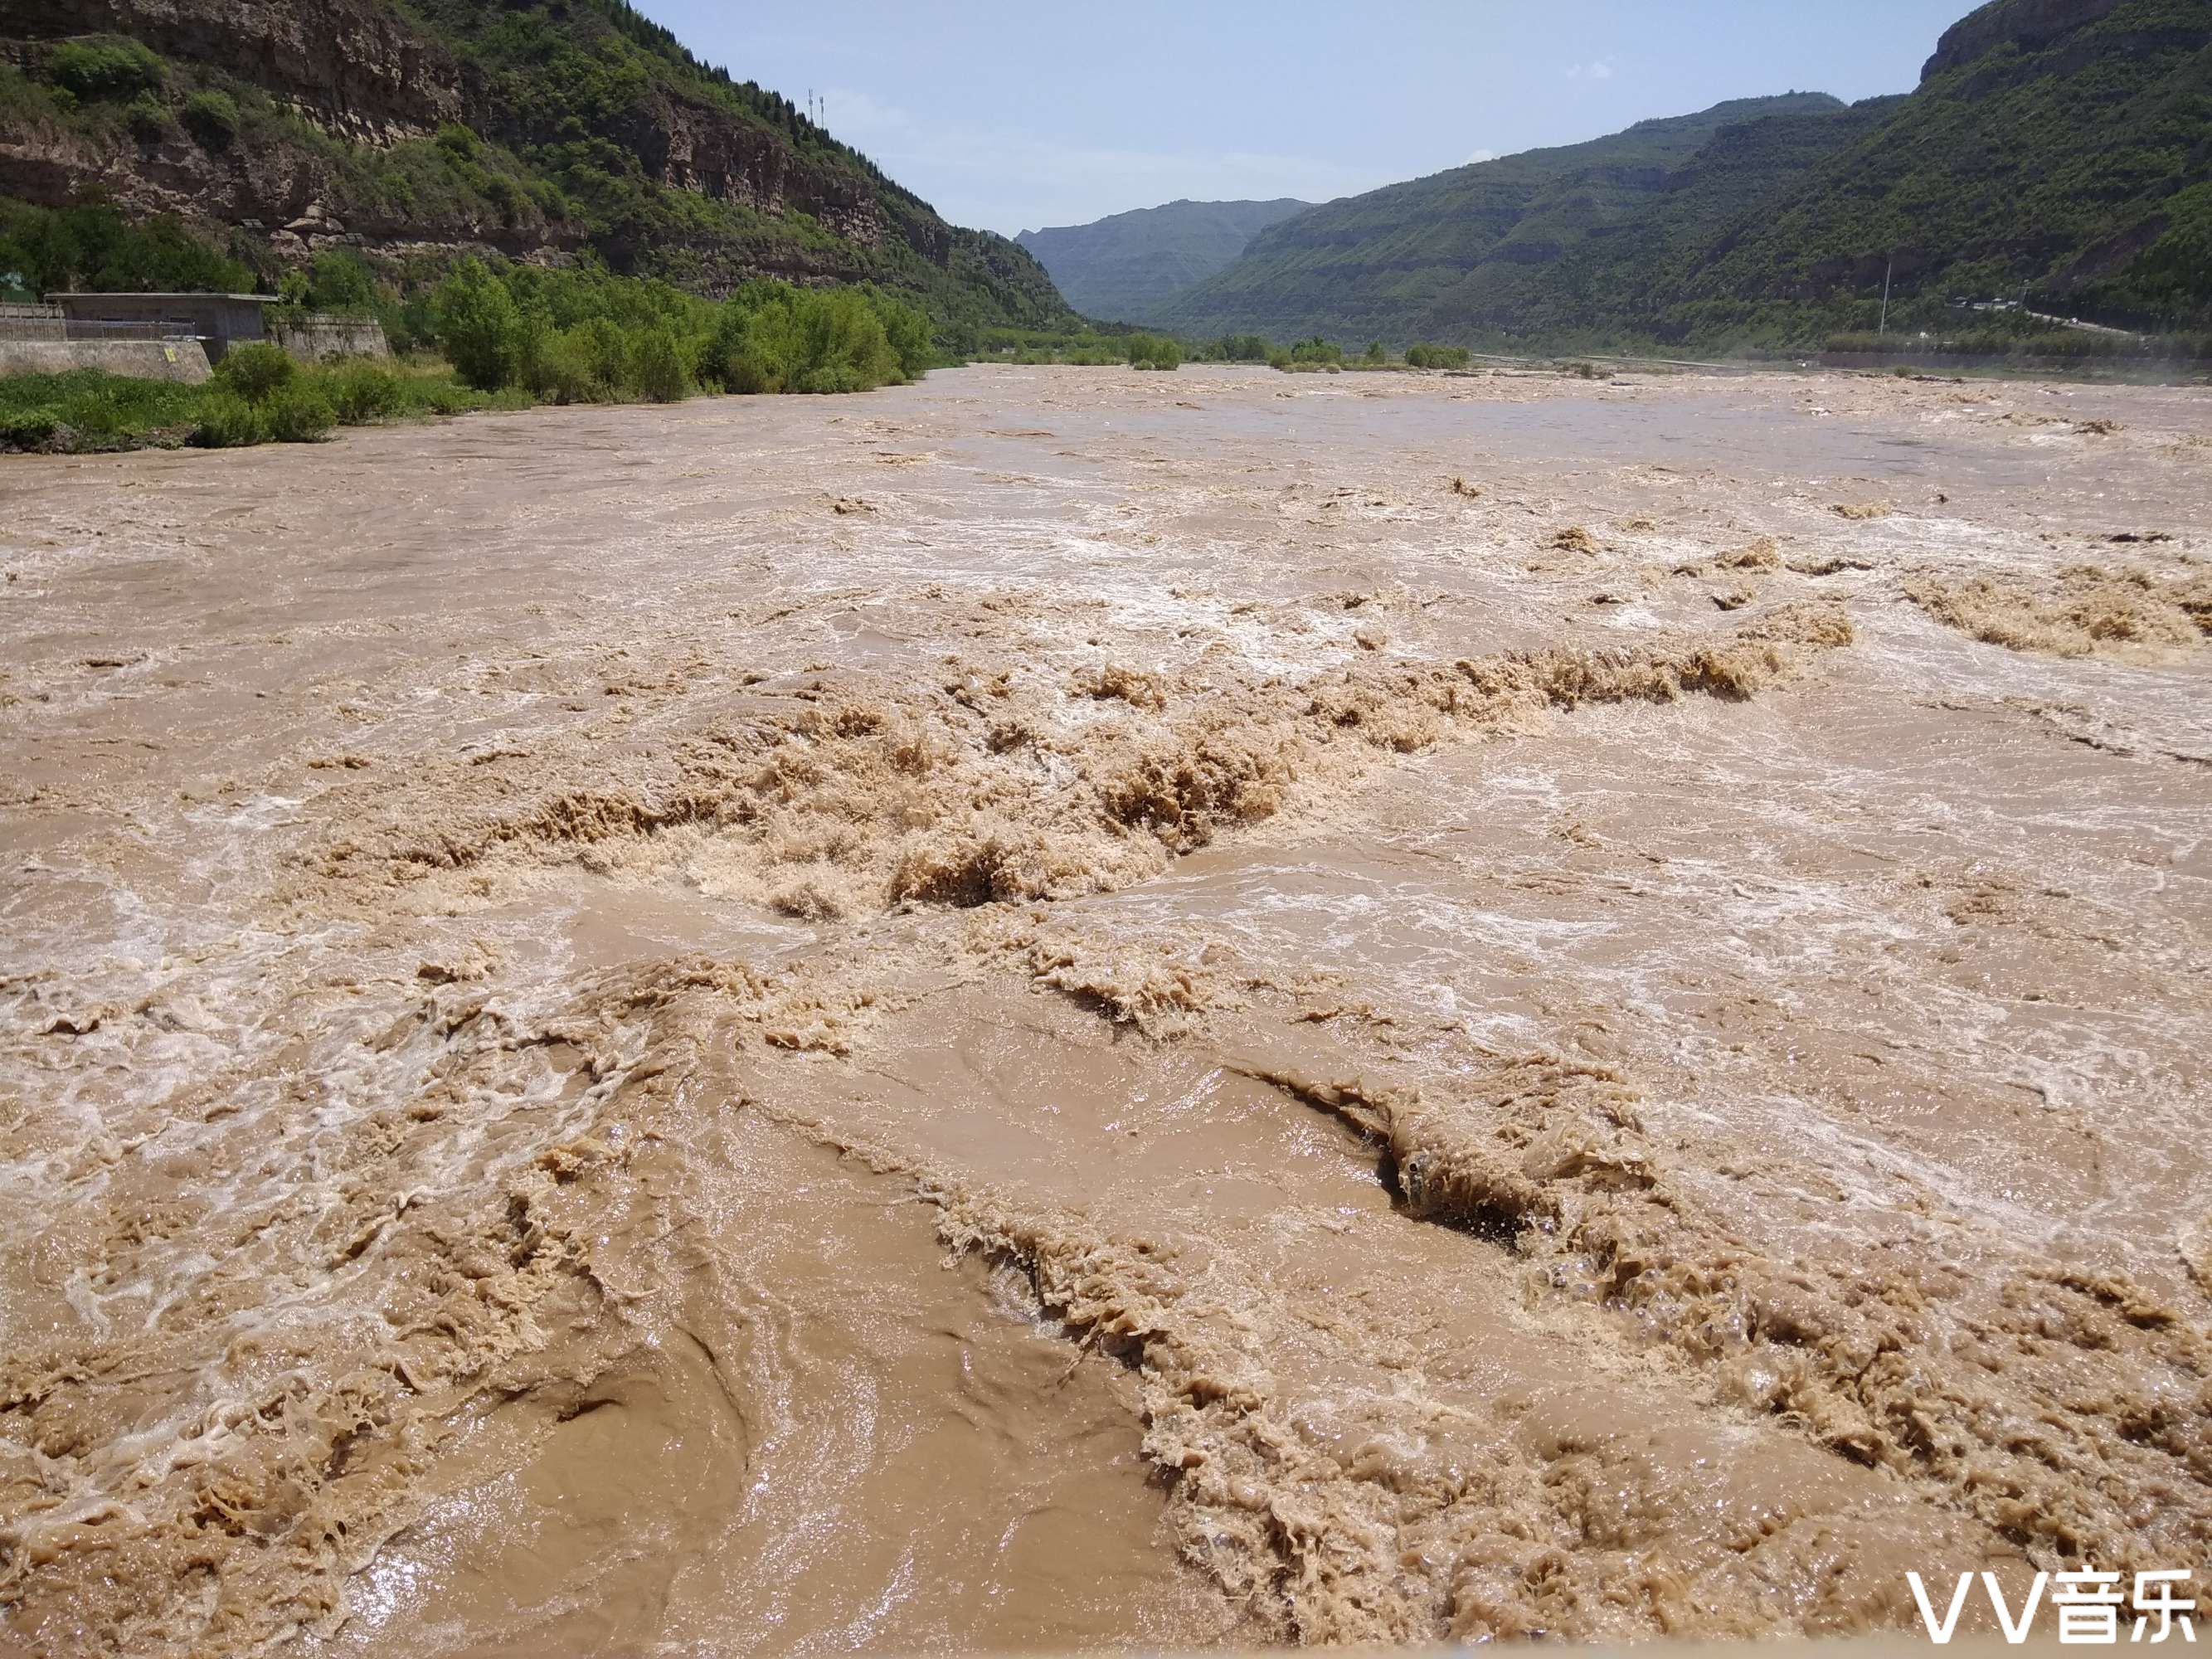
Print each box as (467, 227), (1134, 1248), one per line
(2, 363), (2209, 1655)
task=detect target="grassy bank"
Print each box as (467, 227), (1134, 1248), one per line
(0, 355), (529, 454)
(1820, 328), (2212, 365)
(0, 256), (957, 455)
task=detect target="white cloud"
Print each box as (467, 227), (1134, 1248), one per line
(1564, 60), (1616, 80)
(1466, 148), (1498, 165)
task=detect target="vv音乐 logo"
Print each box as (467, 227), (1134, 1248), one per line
(1909, 1571), (2197, 1645)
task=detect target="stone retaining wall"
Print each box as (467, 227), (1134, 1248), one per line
(0, 340), (214, 382)
(271, 315), (391, 360)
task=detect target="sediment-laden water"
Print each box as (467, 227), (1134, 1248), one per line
(2, 363), (2208, 1654)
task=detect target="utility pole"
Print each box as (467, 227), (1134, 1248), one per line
(1879, 253), (1894, 338)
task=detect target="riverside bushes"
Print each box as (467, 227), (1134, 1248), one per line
(1405, 342), (1472, 368)
(0, 359), (520, 455)
(430, 256), (936, 402)
(1124, 332), (1183, 370)
(0, 252), (964, 458)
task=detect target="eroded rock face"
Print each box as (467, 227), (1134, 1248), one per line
(7, 0), (464, 140)
(0, 0), (1048, 297)
(1921, 0), (2124, 78)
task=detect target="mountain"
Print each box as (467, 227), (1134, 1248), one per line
(0, 0), (1076, 328)
(1164, 0), (2212, 348)
(1015, 197), (1312, 324)
(1157, 95), (1845, 343)
(1681, 0), (2212, 334)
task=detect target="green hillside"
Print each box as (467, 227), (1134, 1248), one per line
(1163, 0), (2212, 349)
(1466, 98), (1900, 346)
(1157, 95), (1845, 343)
(0, 0), (1076, 331)
(1016, 197), (1312, 324)
(1685, 0), (2212, 335)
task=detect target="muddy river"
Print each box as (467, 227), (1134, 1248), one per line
(2, 362), (2209, 1654)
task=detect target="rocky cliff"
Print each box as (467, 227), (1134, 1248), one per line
(1923, 0), (2124, 76)
(0, 0), (1073, 326)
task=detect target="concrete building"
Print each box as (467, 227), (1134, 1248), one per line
(51, 292), (277, 362)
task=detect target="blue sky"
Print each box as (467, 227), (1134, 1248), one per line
(634, 2), (1976, 236)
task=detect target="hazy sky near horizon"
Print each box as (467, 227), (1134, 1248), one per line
(632, 2), (1973, 236)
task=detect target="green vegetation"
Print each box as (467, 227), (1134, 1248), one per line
(181, 90), (239, 152)
(1404, 343), (1472, 368)
(0, 202), (253, 298)
(1161, 94), (1848, 347)
(1123, 332), (1183, 370)
(211, 341), (297, 401)
(1824, 328), (2212, 362)
(1203, 333), (1272, 362)
(0, 0), (1074, 334)
(0, 254), (950, 457)
(1702, 0), (2212, 336)
(378, 0), (1072, 328)
(416, 255), (933, 401)
(124, 93), (168, 144)
(0, 368), (202, 450)
(47, 38), (167, 101)
(1164, 0), (2212, 349)
(0, 359), (527, 455)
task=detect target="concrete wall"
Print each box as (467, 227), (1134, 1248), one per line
(0, 340), (214, 383)
(271, 314), (391, 360)
(56, 295), (269, 361)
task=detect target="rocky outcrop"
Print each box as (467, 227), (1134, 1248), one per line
(1921, 0), (2122, 78)
(7, 0), (462, 141)
(0, 0), (1074, 324)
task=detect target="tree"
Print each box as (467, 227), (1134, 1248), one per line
(433, 258), (522, 390)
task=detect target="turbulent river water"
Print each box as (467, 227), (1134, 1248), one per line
(2, 363), (2209, 1655)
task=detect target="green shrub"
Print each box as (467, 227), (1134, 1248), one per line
(432, 257), (522, 390)
(182, 90), (239, 152)
(0, 202), (255, 294)
(1405, 342), (1471, 369)
(211, 341), (296, 402)
(124, 92), (168, 143)
(632, 324), (688, 402)
(709, 286), (902, 396)
(304, 251), (375, 314)
(875, 294), (935, 380)
(1125, 332), (1183, 370)
(573, 316), (634, 393)
(48, 38), (165, 100)
(0, 367), (206, 450)
(519, 325), (599, 403)
(0, 411), (62, 450)
(192, 392), (270, 448)
(421, 379), (474, 416)
(326, 361), (403, 423)
(266, 385), (336, 442)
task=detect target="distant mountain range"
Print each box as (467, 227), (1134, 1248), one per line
(1015, 198), (1311, 324)
(1155, 0), (2211, 348)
